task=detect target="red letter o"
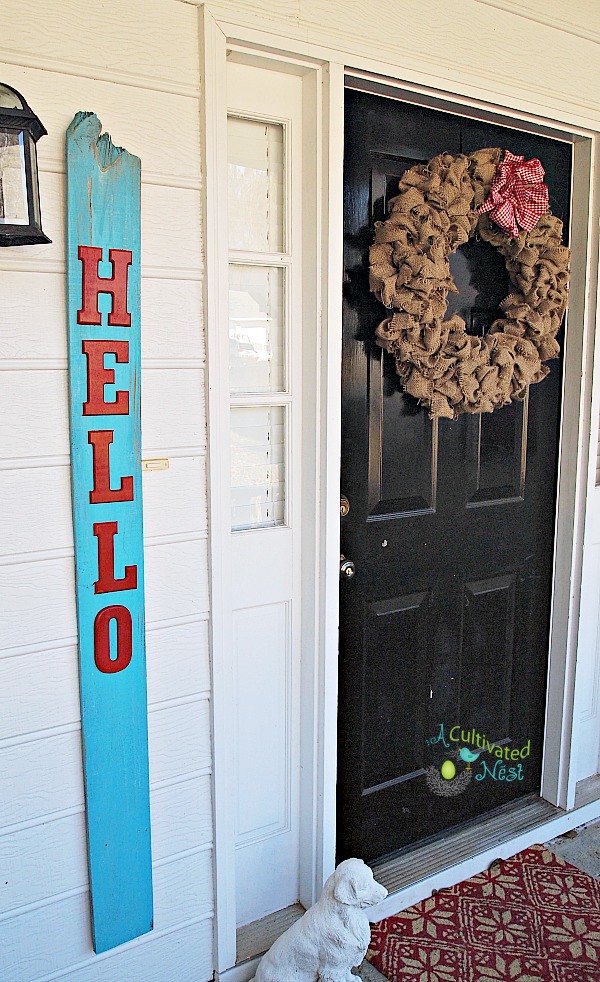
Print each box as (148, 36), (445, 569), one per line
(94, 605), (133, 673)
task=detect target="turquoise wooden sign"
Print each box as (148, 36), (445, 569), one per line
(66, 112), (153, 953)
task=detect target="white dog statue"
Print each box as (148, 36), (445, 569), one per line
(250, 858), (388, 982)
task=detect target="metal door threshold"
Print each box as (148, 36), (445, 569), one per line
(372, 794), (560, 896)
(370, 780), (600, 921)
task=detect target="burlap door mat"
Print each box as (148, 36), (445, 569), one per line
(368, 844), (600, 981)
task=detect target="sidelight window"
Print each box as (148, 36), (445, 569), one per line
(227, 115), (290, 531)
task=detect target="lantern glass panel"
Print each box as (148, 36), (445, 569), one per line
(0, 129), (28, 225)
(23, 130), (41, 226)
(0, 84), (24, 109)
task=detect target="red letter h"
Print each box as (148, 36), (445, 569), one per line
(77, 245), (132, 327)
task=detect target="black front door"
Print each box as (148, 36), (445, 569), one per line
(337, 89), (571, 864)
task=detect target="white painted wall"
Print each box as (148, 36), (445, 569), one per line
(2, 0), (600, 979)
(0, 1), (214, 979)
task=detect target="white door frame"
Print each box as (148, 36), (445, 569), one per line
(199, 5), (600, 976)
(200, 13), (343, 971)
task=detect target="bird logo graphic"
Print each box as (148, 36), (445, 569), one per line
(458, 746), (481, 770)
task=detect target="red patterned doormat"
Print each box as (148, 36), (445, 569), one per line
(368, 844), (600, 981)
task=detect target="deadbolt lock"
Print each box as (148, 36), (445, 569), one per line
(340, 554), (356, 579)
(340, 495), (350, 518)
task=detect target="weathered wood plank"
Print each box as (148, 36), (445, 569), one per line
(50, 918), (213, 982)
(0, 173), (203, 273)
(0, 777), (214, 917)
(141, 184), (203, 271)
(66, 110), (152, 952)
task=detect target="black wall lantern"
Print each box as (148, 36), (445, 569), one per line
(0, 82), (51, 246)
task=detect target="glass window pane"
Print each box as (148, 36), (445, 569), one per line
(231, 406), (285, 531)
(0, 131), (28, 225)
(229, 265), (285, 394)
(227, 116), (284, 253)
(0, 86), (24, 109)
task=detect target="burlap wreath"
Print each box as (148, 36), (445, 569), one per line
(369, 148), (570, 419)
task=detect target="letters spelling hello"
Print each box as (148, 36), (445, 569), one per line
(79, 245), (136, 674)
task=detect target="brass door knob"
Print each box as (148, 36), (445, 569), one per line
(340, 554), (356, 579)
(340, 495), (350, 517)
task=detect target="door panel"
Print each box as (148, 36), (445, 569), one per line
(363, 590), (431, 794)
(370, 349), (438, 515)
(460, 573), (517, 735)
(338, 89), (571, 863)
(468, 398), (528, 505)
(227, 61), (303, 927)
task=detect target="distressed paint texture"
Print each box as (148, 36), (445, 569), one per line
(66, 111), (153, 953)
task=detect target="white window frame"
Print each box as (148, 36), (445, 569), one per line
(199, 6), (600, 978)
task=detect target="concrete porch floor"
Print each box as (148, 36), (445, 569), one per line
(357, 821), (600, 981)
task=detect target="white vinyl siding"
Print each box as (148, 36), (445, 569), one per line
(0, 1), (213, 979)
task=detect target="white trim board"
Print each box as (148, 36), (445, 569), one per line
(194, 4), (600, 130)
(202, 10), (335, 974)
(200, 8), (238, 972)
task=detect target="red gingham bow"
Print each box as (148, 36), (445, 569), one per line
(479, 149), (549, 237)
